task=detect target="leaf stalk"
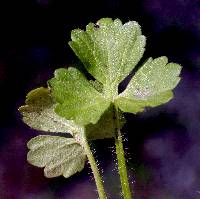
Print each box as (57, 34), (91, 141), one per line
(114, 105), (132, 199)
(82, 134), (107, 199)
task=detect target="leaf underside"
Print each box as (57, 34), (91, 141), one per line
(20, 18), (182, 128)
(18, 87), (83, 136)
(27, 135), (86, 178)
(19, 18), (182, 180)
(19, 87), (119, 140)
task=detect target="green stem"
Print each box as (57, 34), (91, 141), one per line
(82, 134), (107, 199)
(114, 105), (132, 199)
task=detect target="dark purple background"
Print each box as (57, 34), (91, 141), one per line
(0, 0), (199, 198)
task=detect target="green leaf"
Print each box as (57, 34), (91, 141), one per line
(27, 135), (86, 178)
(48, 67), (110, 125)
(19, 87), (83, 136)
(49, 18), (181, 127)
(49, 18), (146, 125)
(69, 18), (146, 96)
(21, 18), (181, 138)
(19, 87), (121, 140)
(115, 57), (181, 113)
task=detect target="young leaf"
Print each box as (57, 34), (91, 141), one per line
(19, 87), (83, 136)
(69, 18), (145, 97)
(115, 57), (181, 113)
(48, 67), (110, 125)
(27, 135), (86, 178)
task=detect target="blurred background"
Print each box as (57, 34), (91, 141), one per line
(0, 0), (199, 198)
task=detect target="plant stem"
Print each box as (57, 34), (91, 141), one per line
(82, 133), (107, 199)
(114, 105), (132, 199)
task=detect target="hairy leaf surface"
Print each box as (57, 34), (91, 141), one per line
(27, 135), (86, 178)
(19, 87), (119, 140)
(49, 18), (181, 126)
(19, 87), (82, 135)
(49, 67), (110, 125)
(115, 57), (181, 113)
(69, 18), (146, 96)
(20, 18), (182, 138)
(19, 18), (183, 184)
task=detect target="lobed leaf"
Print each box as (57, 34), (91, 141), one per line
(48, 67), (110, 125)
(19, 87), (82, 135)
(69, 18), (146, 96)
(27, 135), (86, 178)
(19, 87), (120, 140)
(20, 18), (182, 141)
(115, 57), (181, 113)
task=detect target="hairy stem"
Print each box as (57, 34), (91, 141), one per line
(82, 134), (107, 199)
(114, 105), (132, 199)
